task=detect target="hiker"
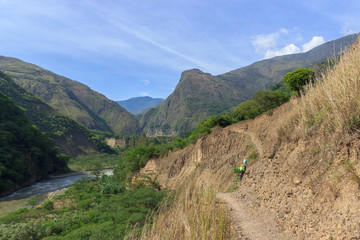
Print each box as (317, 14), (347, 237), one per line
(233, 159), (247, 181)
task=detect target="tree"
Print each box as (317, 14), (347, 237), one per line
(283, 68), (315, 94)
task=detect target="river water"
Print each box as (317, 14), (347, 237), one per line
(0, 170), (113, 217)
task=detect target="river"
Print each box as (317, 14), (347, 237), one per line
(0, 169), (113, 217)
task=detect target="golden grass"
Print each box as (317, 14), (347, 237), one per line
(297, 38), (360, 140)
(125, 177), (231, 240)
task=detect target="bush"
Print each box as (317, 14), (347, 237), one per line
(99, 175), (125, 194)
(42, 200), (54, 211)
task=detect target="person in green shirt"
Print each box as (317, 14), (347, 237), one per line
(233, 159), (247, 181)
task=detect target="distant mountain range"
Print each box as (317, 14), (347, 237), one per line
(117, 96), (164, 115)
(0, 57), (140, 136)
(140, 33), (359, 136)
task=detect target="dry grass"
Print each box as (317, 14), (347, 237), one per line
(296, 38), (360, 140)
(125, 176), (231, 240)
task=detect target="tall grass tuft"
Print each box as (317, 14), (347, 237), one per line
(297, 38), (360, 139)
(126, 179), (231, 240)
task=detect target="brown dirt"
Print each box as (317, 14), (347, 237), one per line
(141, 99), (360, 239)
(217, 192), (290, 240)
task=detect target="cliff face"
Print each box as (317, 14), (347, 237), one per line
(141, 98), (360, 239)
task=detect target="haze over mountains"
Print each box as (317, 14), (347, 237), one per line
(116, 96), (164, 115)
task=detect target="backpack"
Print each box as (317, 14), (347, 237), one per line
(239, 163), (246, 172)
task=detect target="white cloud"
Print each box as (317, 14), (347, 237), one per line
(143, 79), (150, 86)
(264, 44), (301, 59)
(255, 30), (326, 59)
(302, 36), (325, 52)
(252, 28), (289, 52)
(252, 33), (278, 52)
(341, 28), (358, 36)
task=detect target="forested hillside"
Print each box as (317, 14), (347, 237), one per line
(0, 71), (109, 157)
(0, 57), (140, 136)
(0, 92), (68, 197)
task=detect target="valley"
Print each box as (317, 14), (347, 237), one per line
(1, 34), (360, 239)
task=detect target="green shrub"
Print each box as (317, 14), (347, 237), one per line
(42, 200), (54, 211)
(99, 175), (125, 194)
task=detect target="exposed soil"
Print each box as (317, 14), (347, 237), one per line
(217, 192), (290, 240)
(141, 99), (360, 239)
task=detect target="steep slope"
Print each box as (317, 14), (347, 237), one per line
(0, 57), (140, 135)
(141, 39), (360, 239)
(0, 71), (98, 157)
(0, 92), (68, 197)
(117, 96), (164, 115)
(141, 33), (359, 136)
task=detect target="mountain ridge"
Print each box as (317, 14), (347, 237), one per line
(116, 96), (164, 115)
(141, 33), (359, 136)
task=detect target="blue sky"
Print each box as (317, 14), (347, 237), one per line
(0, 0), (359, 100)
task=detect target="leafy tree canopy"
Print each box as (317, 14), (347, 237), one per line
(283, 68), (315, 94)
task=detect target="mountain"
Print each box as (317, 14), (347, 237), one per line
(141, 33), (359, 136)
(140, 69), (245, 136)
(0, 91), (68, 196)
(0, 71), (106, 157)
(0, 57), (140, 136)
(116, 96), (164, 115)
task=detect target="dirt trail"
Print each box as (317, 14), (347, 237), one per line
(217, 192), (289, 240)
(216, 125), (290, 239)
(227, 125), (263, 156)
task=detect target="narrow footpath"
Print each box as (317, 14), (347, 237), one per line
(217, 192), (290, 239)
(217, 126), (290, 239)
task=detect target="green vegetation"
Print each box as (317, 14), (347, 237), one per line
(283, 68), (315, 94)
(0, 92), (69, 194)
(68, 153), (119, 171)
(0, 57), (140, 136)
(187, 89), (293, 143)
(0, 116), (180, 239)
(0, 71), (113, 156)
(0, 178), (169, 240)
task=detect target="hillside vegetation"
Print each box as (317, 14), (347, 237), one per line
(0, 92), (68, 197)
(0, 57), (140, 136)
(0, 139), (171, 239)
(141, 34), (359, 136)
(135, 38), (360, 239)
(0, 71), (111, 156)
